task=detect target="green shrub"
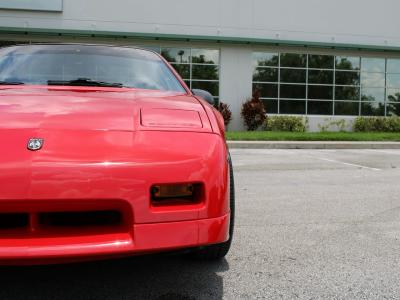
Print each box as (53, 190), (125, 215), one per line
(264, 116), (308, 132)
(353, 116), (400, 132)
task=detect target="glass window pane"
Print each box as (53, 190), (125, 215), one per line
(191, 81), (219, 96)
(308, 55), (334, 69)
(141, 46), (161, 53)
(387, 89), (400, 102)
(161, 48), (190, 63)
(308, 70), (333, 84)
(387, 59), (400, 74)
(252, 52), (279, 67)
(387, 103), (400, 116)
(191, 49), (219, 64)
(280, 68), (306, 83)
(361, 58), (385, 73)
(335, 56), (360, 70)
(280, 53), (307, 68)
(361, 72), (385, 87)
(280, 100), (306, 114)
(262, 99), (278, 114)
(308, 85), (333, 100)
(192, 65), (219, 80)
(335, 71), (360, 86)
(361, 87), (385, 102)
(334, 102), (359, 116)
(170, 64), (190, 79)
(280, 84), (306, 99)
(387, 74), (400, 88)
(253, 83), (278, 98)
(184, 80), (191, 89)
(335, 86), (360, 100)
(253, 67), (278, 82)
(308, 101), (333, 115)
(361, 102), (385, 116)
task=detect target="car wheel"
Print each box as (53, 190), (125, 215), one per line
(190, 152), (235, 260)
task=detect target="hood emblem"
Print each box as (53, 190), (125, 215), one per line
(27, 138), (44, 151)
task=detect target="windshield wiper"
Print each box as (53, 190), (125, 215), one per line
(47, 78), (124, 88)
(0, 81), (25, 85)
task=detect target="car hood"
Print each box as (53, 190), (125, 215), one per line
(0, 85), (212, 132)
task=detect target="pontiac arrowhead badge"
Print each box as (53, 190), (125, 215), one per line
(27, 138), (44, 151)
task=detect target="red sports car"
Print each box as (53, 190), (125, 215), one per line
(0, 44), (234, 264)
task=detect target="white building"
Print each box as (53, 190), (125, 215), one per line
(1, 0), (400, 131)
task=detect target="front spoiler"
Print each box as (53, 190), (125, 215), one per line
(0, 214), (229, 265)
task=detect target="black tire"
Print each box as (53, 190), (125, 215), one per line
(190, 152), (235, 260)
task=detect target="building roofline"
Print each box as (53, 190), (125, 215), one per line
(1, 26), (400, 53)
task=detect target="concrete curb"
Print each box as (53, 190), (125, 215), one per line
(227, 141), (400, 149)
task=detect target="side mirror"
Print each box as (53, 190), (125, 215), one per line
(192, 89), (215, 106)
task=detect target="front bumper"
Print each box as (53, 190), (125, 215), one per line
(0, 213), (229, 265)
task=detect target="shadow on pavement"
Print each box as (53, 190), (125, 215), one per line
(0, 254), (229, 300)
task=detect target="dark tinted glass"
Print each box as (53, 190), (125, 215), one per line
(361, 102), (385, 116)
(253, 83), (278, 98)
(308, 70), (333, 84)
(334, 102), (359, 115)
(280, 53), (307, 68)
(308, 55), (334, 69)
(280, 100), (306, 114)
(262, 99), (278, 113)
(308, 85), (333, 100)
(192, 65), (219, 80)
(336, 56), (360, 70)
(280, 68), (306, 83)
(335, 71), (360, 85)
(253, 52), (279, 67)
(253, 67), (278, 82)
(280, 84), (306, 99)
(191, 81), (219, 96)
(335, 86), (360, 100)
(308, 101), (333, 115)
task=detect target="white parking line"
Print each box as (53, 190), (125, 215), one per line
(310, 156), (381, 171)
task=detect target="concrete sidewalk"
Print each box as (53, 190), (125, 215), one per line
(227, 140), (400, 149)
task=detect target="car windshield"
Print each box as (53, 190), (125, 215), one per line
(0, 44), (186, 92)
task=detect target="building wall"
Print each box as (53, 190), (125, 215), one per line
(1, 0), (400, 131)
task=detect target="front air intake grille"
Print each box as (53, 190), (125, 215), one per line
(0, 213), (29, 229)
(38, 210), (123, 227)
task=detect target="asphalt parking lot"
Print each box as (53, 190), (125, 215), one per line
(1, 149), (400, 299)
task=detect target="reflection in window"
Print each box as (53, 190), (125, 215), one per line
(280, 84), (306, 99)
(309, 55), (334, 69)
(262, 99), (278, 114)
(308, 101), (333, 115)
(253, 83), (278, 98)
(308, 70), (333, 84)
(336, 56), (360, 70)
(387, 103), (400, 116)
(361, 58), (385, 73)
(335, 86), (360, 101)
(280, 68), (306, 83)
(161, 48), (220, 99)
(386, 74), (400, 88)
(361, 88), (385, 102)
(387, 90), (400, 103)
(335, 102), (359, 115)
(335, 71), (360, 86)
(361, 102), (385, 116)
(253, 52), (279, 67)
(253, 67), (278, 82)
(387, 59), (400, 74)
(280, 53), (307, 68)
(280, 100), (306, 114)
(308, 85), (333, 100)
(361, 72), (385, 87)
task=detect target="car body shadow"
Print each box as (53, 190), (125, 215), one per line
(0, 253), (229, 300)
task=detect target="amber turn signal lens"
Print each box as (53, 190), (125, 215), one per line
(151, 184), (194, 199)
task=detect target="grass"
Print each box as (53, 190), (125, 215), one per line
(226, 131), (400, 142)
